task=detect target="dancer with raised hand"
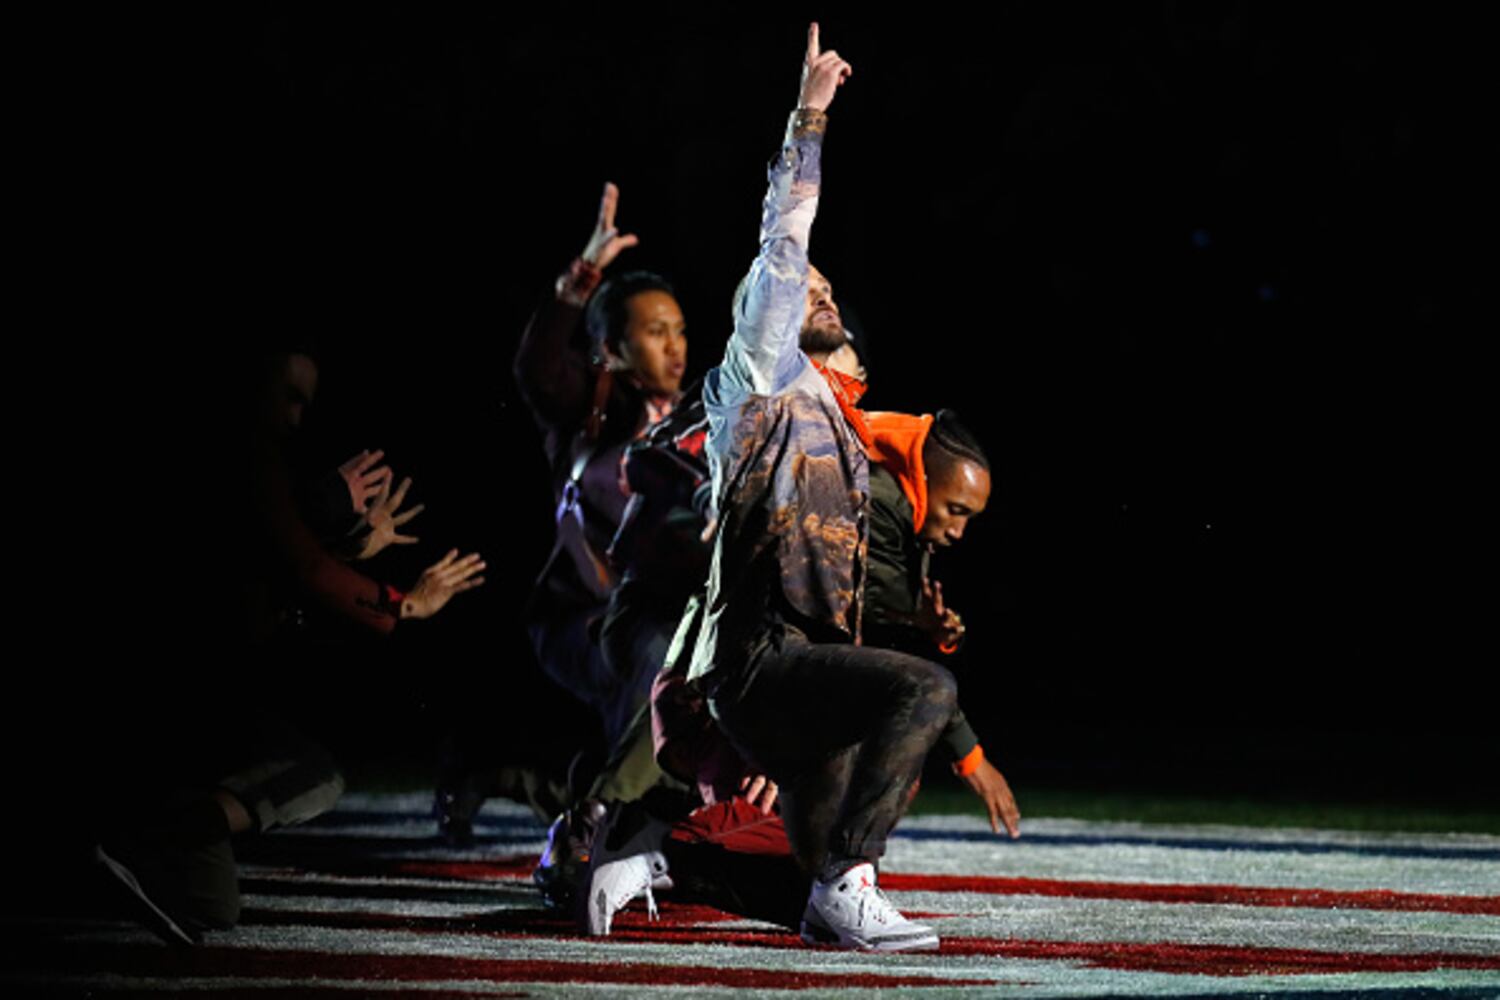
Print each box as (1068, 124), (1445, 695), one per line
(678, 24), (959, 953)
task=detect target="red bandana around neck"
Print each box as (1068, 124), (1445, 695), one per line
(811, 359), (872, 449)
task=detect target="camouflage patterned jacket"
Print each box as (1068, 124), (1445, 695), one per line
(687, 107), (869, 687)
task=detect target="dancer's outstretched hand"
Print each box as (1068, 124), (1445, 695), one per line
(338, 449), (391, 514)
(580, 181), (640, 270)
(963, 758), (1021, 839)
(799, 22), (852, 112)
(402, 549), (486, 620)
(354, 475), (424, 560)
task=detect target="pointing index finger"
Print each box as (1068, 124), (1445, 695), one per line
(806, 22), (819, 62)
(598, 182), (619, 232)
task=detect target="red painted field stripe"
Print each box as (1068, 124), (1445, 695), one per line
(942, 936), (1500, 977)
(14, 942), (995, 991)
(240, 905), (796, 945)
(291, 856), (1500, 917)
(240, 902), (743, 936)
(233, 909), (1500, 979)
(880, 873), (1500, 915)
(389, 858), (539, 880)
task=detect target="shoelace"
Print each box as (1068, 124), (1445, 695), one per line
(621, 859), (662, 922)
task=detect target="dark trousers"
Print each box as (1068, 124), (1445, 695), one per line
(709, 627), (957, 879)
(108, 724), (344, 932)
(530, 600), (669, 751)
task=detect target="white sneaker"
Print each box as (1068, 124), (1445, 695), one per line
(800, 862), (939, 952)
(581, 850), (672, 936)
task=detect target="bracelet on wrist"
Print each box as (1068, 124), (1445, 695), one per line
(952, 744), (985, 778)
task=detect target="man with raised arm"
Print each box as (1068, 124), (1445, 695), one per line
(683, 25), (962, 953)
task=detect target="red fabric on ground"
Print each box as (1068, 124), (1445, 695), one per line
(668, 797), (794, 856)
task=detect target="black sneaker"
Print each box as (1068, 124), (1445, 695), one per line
(433, 777), (485, 848)
(533, 799), (606, 909)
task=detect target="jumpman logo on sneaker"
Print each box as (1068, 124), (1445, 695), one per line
(801, 862), (939, 952)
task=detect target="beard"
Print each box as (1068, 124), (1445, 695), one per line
(799, 316), (846, 356)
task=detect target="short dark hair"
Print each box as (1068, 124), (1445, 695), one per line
(585, 270), (676, 354)
(923, 409), (989, 483)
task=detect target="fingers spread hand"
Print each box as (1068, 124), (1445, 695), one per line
(389, 476), (412, 507)
(392, 502), (425, 527)
(444, 556), (486, 583)
(355, 449), (386, 474)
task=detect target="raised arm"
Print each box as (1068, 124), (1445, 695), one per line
(721, 24), (852, 395)
(514, 183), (640, 426)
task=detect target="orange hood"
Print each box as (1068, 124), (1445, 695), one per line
(866, 410), (934, 533)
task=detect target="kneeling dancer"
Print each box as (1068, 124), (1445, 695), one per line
(687, 24), (954, 953)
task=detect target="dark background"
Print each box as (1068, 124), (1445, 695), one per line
(87, 6), (1487, 810)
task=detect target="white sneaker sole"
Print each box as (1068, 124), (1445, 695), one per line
(800, 914), (940, 953)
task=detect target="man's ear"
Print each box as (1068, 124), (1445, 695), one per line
(596, 338), (630, 372)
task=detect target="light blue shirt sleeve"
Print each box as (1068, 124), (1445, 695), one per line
(715, 109), (827, 400)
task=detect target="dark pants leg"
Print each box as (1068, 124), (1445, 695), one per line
(710, 632), (957, 878)
(531, 606), (664, 750)
(108, 725), (343, 934)
(587, 699), (694, 806)
(600, 599), (678, 746)
(529, 611), (617, 736)
(217, 734), (344, 834)
(777, 745), (858, 876)
(553, 597), (685, 806)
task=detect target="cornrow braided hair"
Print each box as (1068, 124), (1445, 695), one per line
(924, 409), (989, 480)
